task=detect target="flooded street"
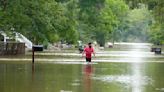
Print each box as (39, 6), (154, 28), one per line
(0, 43), (164, 92)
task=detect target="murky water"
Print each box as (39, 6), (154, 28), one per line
(0, 43), (164, 92)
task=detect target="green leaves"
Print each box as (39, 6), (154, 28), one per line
(78, 0), (129, 46)
(121, 5), (153, 42)
(149, 24), (164, 45)
(0, 0), (79, 44)
(1, 0), (162, 46)
(124, 0), (164, 44)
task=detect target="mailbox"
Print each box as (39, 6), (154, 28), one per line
(32, 45), (43, 64)
(155, 48), (161, 54)
(32, 45), (43, 51)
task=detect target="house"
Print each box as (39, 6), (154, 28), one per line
(0, 31), (33, 55)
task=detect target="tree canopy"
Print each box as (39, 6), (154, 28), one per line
(124, 0), (164, 44)
(0, 0), (163, 46)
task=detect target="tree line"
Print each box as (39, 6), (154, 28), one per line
(124, 0), (164, 45)
(0, 0), (163, 46)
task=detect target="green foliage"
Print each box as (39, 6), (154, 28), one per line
(121, 5), (153, 42)
(124, 0), (164, 24)
(78, 0), (128, 46)
(149, 24), (164, 45)
(124, 0), (164, 44)
(0, 0), (79, 44)
(57, 0), (79, 44)
(0, 0), (163, 46)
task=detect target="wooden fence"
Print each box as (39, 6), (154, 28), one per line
(0, 42), (25, 55)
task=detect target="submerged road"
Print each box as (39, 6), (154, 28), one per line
(0, 43), (164, 92)
(0, 43), (163, 63)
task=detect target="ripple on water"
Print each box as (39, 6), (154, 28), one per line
(155, 88), (164, 91)
(93, 75), (153, 87)
(60, 90), (72, 92)
(53, 61), (98, 65)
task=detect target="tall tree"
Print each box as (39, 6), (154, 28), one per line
(123, 0), (164, 44)
(78, 0), (128, 46)
(121, 5), (153, 42)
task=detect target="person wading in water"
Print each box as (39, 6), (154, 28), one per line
(82, 43), (95, 62)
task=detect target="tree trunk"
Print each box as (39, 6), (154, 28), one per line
(1, 0), (7, 11)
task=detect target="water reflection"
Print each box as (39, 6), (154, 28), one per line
(32, 64), (35, 81)
(93, 43), (154, 92)
(131, 63), (143, 92)
(83, 64), (93, 92)
(131, 44), (144, 92)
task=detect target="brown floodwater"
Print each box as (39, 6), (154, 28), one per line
(0, 43), (164, 92)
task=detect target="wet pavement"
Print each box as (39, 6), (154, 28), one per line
(0, 43), (164, 92)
